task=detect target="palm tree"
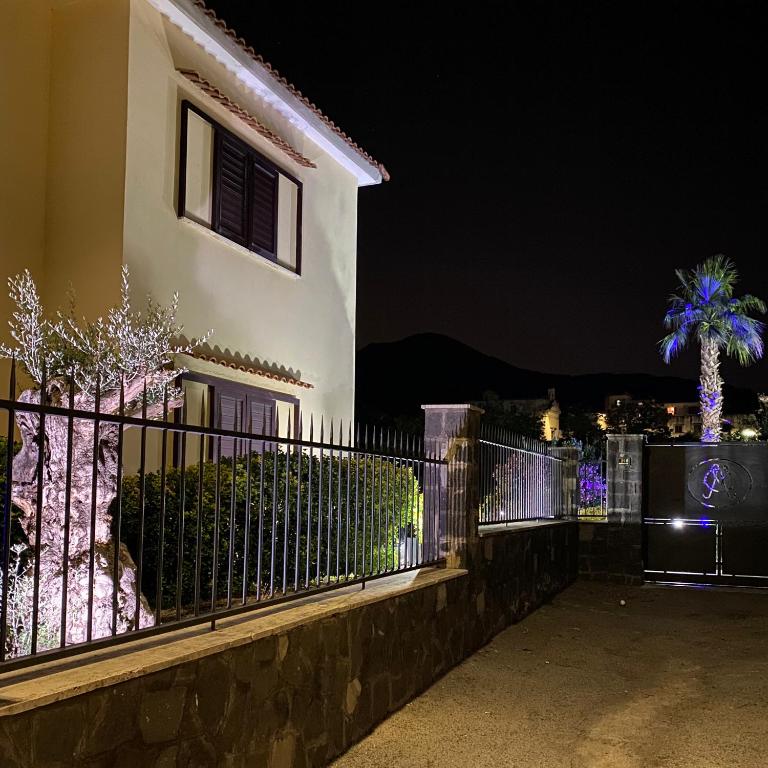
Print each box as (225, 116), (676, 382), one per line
(660, 255), (765, 442)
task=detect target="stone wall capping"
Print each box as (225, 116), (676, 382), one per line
(0, 567), (465, 719)
(479, 519), (574, 537)
(421, 404), (485, 413)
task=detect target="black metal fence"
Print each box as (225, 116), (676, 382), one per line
(0, 368), (445, 670)
(479, 425), (565, 524)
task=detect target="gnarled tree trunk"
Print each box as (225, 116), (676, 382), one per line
(11, 381), (156, 646)
(700, 337), (723, 443)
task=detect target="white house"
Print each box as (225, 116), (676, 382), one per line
(1, 0), (387, 441)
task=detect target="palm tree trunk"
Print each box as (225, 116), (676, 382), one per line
(699, 337), (723, 442)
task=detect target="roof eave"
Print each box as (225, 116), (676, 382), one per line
(150, 0), (386, 186)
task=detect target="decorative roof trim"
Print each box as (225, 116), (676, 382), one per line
(190, 351), (314, 389)
(189, 0), (390, 182)
(149, 0), (388, 186)
(179, 69), (316, 169)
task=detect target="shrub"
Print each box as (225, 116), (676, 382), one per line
(115, 449), (424, 614)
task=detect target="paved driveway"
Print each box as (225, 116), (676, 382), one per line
(333, 581), (768, 768)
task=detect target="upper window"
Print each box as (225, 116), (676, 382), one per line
(178, 100), (302, 273)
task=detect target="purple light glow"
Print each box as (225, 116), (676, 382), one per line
(578, 461), (606, 508)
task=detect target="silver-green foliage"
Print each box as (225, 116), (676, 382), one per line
(0, 266), (211, 407)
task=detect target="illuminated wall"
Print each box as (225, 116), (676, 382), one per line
(0, 0), (129, 388)
(122, 0), (360, 431)
(1, 0), (363, 433)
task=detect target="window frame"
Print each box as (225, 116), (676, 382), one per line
(178, 99), (303, 275)
(174, 371), (300, 464)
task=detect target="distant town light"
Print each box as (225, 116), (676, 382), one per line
(740, 427), (758, 440)
(672, 518), (685, 530)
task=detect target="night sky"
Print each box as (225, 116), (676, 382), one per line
(207, 1), (768, 390)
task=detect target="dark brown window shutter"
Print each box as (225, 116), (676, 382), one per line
(215, 134), (249, 246)
(248, 397), (275, 452)
(250, 160), (278, 258)
(217, 391), (245, 458)
(248, 399), (274, 436)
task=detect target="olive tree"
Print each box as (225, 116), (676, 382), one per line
(0, 268), (209, 647)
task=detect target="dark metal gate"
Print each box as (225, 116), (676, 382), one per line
(644, 443), (768, 586)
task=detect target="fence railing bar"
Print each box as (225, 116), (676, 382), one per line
(211, 424), (222, 617)
(193, 401), (204, 616)
(293, 413), (303, 593)
(134, 381), (148, 630)
(335, 419), (341, 582)
(256, 411), (267, 602)
(0, 358), (16, 662)
(31, 365), (48, 654)
(344, 423), (351, 581)
(376, 427), (383, 574)
(156, 387), (169, 625)
(226, 412), (238, 610)
(326, 419), (334, 584)
(305, 415), (313, 590)
(176, 403), (187, 620)
(282, 411), (291, 595)
(316, 418), (323, 588)
(65, 371), (77, 644)
(361, 425), (369, 585)
(269, 408), (279, 599)
(353, 423), (360, 577)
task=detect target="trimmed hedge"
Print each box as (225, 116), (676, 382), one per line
(116, 450), (423, 612)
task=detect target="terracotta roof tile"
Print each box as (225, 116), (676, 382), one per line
(192, 351), (314, 389)
(192, 0), (389, 181)
(179, 69), (316, 169)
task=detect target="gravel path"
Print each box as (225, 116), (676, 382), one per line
(332, 580), (768, 768)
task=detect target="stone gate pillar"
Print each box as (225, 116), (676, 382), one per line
(605, 433), (644, 583)
(422, 404), (483, 570)
(550, 445), (581, 516)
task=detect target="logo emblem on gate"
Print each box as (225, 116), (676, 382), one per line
(687, 458), (752, 509)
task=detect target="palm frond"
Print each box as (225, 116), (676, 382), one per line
(724, 314), (765, 365)
(659, 326), (690, 362)
(661, 254), (765, 368)
(731, 294), (767, 315)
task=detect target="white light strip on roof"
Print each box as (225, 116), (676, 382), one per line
(147, 0), (383, 186)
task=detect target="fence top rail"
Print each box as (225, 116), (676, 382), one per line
(479, 437), (563, 461)
(0, 396), (445, 464)
(479, 423), (552, 455)
(646, 440), (768, 448)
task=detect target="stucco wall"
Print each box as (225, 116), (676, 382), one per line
(123, 0), (360, 427)
(44, 0), (129, 316)
(0, 1), (51, 385)
(0, 0), (362, 425)
(0, 0), (129, 386)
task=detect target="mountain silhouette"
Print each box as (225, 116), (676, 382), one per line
(355, 333), (758, 422)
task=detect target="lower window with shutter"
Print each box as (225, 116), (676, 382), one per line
(176, 374), (296, 465)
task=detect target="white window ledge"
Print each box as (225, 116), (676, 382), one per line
(180, 216), (301, 280)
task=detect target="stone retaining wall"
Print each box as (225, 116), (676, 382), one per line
(578, 521), (643, 585)
(0, 521), (577, 768)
